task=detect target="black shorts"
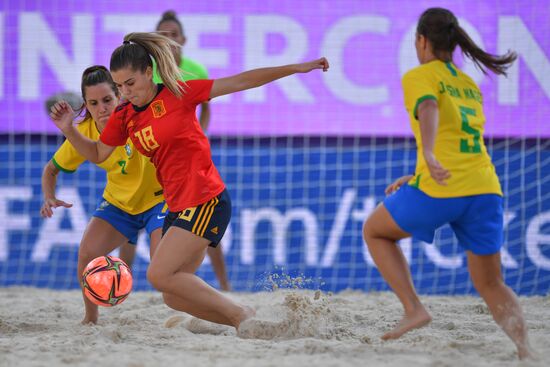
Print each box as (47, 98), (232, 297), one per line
(162, 189), (231, 247)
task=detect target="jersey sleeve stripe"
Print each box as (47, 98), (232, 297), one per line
(51, 157), (76, 173)
(413, 94), (437, 120)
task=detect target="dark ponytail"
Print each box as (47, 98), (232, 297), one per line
(417, 8), (517, 76)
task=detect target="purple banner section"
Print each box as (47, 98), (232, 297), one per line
(1, 0), (549, 137)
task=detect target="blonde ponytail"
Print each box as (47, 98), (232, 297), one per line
(110, 32), (185, 98)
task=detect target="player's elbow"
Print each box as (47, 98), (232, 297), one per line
(43, 160), (59, 177)
(417, 99), (438, 118)
(91, 142), (111, 164)
(90, 154), (107, 164)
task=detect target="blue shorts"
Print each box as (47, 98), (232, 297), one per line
(92, 199), (167, 244)
(383, 184), (503, 255)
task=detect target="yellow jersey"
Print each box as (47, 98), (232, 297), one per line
(402, 60), (502, 197)
(52, 117), (164, 214)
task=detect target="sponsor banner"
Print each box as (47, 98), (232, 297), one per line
(1, 0), (549, 137)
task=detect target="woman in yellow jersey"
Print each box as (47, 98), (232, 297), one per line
(363, 8), (533, 359)
(41, 66), (166, 324)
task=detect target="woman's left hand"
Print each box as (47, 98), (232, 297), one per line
(385, 175), (414, 195)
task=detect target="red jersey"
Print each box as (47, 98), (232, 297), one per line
(100, 79), (225, 211)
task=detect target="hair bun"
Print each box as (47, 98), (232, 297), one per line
(162, 10), (177, 20)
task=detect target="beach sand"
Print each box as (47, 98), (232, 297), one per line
(0, 287), (548, 367)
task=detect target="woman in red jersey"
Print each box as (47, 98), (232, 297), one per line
(50, 32), (329, 329)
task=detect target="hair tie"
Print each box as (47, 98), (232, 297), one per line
(123, 40), (130, 45)
(449, 20), (459, 31)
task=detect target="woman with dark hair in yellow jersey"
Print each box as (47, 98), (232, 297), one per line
(363, 7), (534, 359)
(43, 66), (166, 325)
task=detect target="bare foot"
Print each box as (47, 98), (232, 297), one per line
(185, 317), (229, 335)
(381, 306), (432, 340)
(81, 315), (98, 325)
(235, 305), (256, 329)
(517, 344), (538, 361)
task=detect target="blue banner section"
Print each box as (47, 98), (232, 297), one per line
(1, 137), (549, 295)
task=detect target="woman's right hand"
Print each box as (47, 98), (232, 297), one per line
(424, 152), (451, 185)
(40, 198), (73, 218)
(385, 175), (414, 195)
(49, 100), (75, 133)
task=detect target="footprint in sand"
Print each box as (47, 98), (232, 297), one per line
(164, 315), (185, 329)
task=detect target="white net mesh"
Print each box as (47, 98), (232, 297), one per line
(1, 1), (549, 295)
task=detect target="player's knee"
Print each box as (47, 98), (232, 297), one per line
(362, 218), (376, 244)
(78, 247), (95, 265)
(146, 264), (168, 291)
(162, 292), (183, 310)
(472, 275), (504, 295)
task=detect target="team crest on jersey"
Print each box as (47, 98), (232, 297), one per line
(124, 143), (132, 157)
(151, 100), (166, 118)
